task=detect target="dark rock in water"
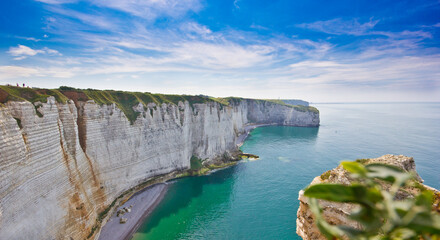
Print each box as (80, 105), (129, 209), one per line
(238, 153), (260, 159)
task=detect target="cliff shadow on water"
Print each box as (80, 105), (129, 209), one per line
(134, 166), (238, 236)
(248, 125), (319, 143)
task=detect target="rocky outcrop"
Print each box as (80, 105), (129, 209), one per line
(296, 155), (439, 240)
(0, 94), (319, 240)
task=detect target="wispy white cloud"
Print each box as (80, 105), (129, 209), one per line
(47, 6), (118, 30)
(26, 37), (41, 42)
(297, 18), (379, 36)
(0, 65), (76, 80)
(234, 0), (240, 9)
(7, 45), (61, 60)
(36, 0), (202, 20)
(180, 22), (213, 39)
(296, 18), (433, 43)
(44, 48), (61, 55)
(171, 42), (274, 69)
(14, 36), (42, 42)
(89, 0), (202, 19)
(8, 45), (42, 59)
(286, 55), (440, 89)
(35, 0), (77, 4)
(398, 30), (433, 39)
(250, 24), (269, 31)
(0, 66), (40, 79)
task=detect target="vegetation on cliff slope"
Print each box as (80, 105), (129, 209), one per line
(0, 85), (69, 104)
(304, 161), (440, 239)
(59, 87), (219, 124)
(263, 99), (319, 113)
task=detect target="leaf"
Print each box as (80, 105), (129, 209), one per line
(407, 212), (440, 235)
(337, 225), (367, 239)
(309, 198), (345, 239)
(365, 186), (384, 204)
(305, 184), (364, 202)
(415, 191), (435, 210)
(342, 161), (367, 176)
(365, 164), (412, 186)
(304, 183), (383, 206)
(389, 228), (416, 239)
(349, 207), (383, 232)
(393, 200), (414, 213)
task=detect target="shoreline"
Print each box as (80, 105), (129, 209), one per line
(236, 124), (275, 147)
(97, 183), (168, 240)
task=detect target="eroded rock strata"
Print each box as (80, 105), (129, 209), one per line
(0, 94), (319, 240)
(296, 155), (440, 240)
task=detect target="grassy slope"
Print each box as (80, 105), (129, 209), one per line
(0, 85), (319, 123)
(0, 85), (69, 103)
(263, 99), (319, 113)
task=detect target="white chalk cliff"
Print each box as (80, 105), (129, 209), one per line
(0, 96), (319, 239)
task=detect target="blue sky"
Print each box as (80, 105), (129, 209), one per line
(0, 0), (439, 102)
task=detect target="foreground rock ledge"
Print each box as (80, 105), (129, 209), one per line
(296, 154), (440, 240)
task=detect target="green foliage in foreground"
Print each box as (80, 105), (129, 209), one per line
(304, 161), (440, 240)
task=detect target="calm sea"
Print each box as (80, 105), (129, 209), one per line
(132, 103), (440, 240)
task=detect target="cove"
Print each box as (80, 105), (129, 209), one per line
(132, 103), (440, 240)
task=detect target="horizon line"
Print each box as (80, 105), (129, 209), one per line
(311, 101), (440, 104)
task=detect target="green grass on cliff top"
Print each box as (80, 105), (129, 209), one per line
(263, 99), (319, 113)
(0, 85), (69, 104)
(0, 85), (318, 123)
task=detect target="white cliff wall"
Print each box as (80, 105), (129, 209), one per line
(244, 100), (319, 126)
(0, 97), (318, 240)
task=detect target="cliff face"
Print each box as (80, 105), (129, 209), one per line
(0, 95), (319, 240)
(244, 99), (319, 126)
(296, 155), (438, 240)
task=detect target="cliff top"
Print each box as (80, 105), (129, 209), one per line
(317, 155), (436, 197)
(316, 155), (440, 205)
(0, 85), (319, 123)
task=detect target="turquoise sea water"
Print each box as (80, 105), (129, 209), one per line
(132, 103), (440, 240)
